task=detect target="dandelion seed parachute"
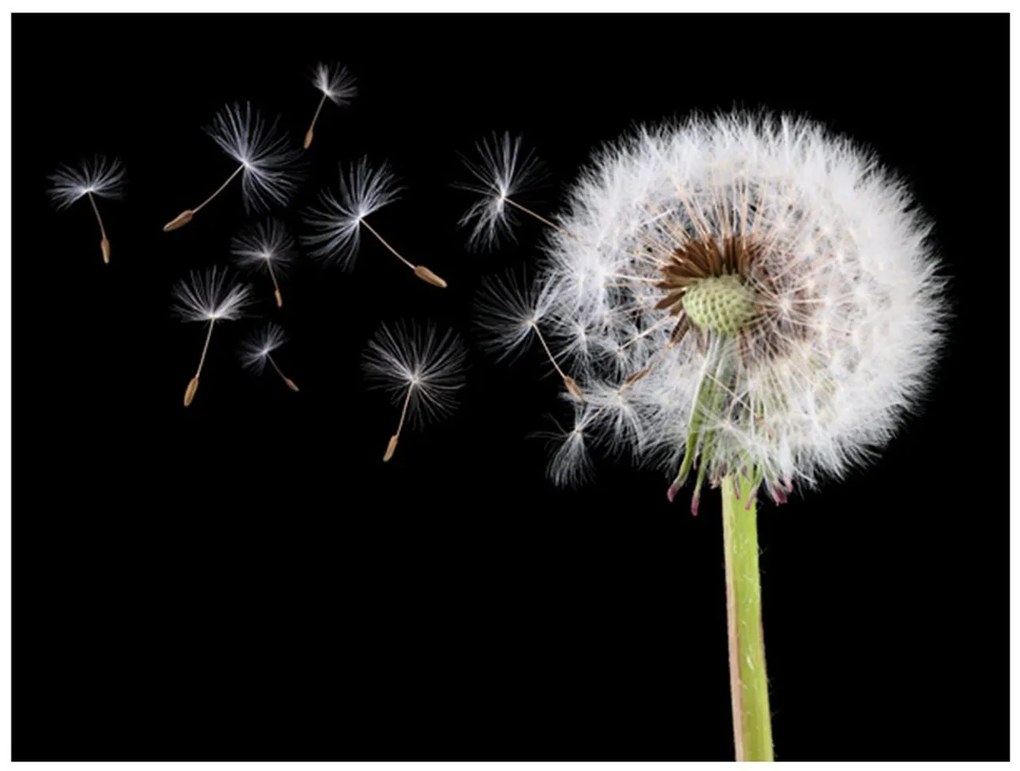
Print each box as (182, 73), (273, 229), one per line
(456, 132), (546, 250)
(163, 102), (303, 232)
(532, 111), (945, 506)
(47, 155), (125, 264)
(303, 157), (448, 288)
(304, 62), (358, 150)
(231, 219), (295, 307)
(362, 321), (468, 462)
(240, 322), (300, 392)
(171, 266), (252, 406)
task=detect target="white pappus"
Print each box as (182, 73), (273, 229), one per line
(240, 322), (300, 392)
(163, 102), (303, 232)
(231, 219), (296, 308)
(456, 131), (547, 250)
(171, 266), (253, 407)
(304, 62), (358, 150)
(362, 320), (468, 462)
(303, 157), (447, 288)
(48, 155), (125, 264)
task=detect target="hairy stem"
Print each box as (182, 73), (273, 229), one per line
(721, 474), (773, 761)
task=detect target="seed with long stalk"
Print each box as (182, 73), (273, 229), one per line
(171, 267), (252, 407)
(456, 132), (554, 250)
(240, 322), (300, 392)
(474, 270), (583, 399)
(303, 157), (448, 288)
(47, 155), (125, 264)
(362, 321), (467, 462)
(303, 62), (357, 150)
(163, 102), (303, 232)
(231, 219), (295, 308)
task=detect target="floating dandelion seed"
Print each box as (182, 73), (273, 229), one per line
(474, 269), (582, 399)
(362, 321), (467, 462)
(163, 102), (302, 232)
(497, 111), (946, 761)
(47, 155), (125, 264)
(456, 132), (548, 250)
(171, 267), (252, 407)
(240, 322), (300, 392)
(303, 62), (357, 150)
(231, 219), (295, 308)
(303, 157), (447, 288)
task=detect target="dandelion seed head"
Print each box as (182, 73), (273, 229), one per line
(47, 155), (126, 210)
(171, 266), (252, 323)
(474, 269), (556, 360)
(457, 132), (545, 250)
(206, 102), (303, 213)
(362, 321), (468, 428)
(302, 157), (402, 267)
(530, 111), (946, 500)
(312, 62), (358, 106)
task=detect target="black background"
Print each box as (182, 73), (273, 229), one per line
(13, 13), (1008, 761)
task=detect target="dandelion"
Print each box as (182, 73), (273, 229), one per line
(303, 157), (447, 288)
(171, 267), (252, 407)
(362, 321), (467, 462)
(240, 322), (300, 392)
(456, 132), (549, 249)
(163, 103), (302, 232)
(303, 62), (357, 150)
(474, 269), (582, 399)
(47, 155), (125, 264)
(231, 219), (295, 308)
(494, 112), (946, 760)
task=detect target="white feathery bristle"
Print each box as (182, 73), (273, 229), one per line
(231, 219), (295, 274)
(544, 404), (595, 488)
(47, 155), (126, 211)
(171, 266), (252, 323)
(456, 132), (545, 250)
(312, 62), (358, 106)
(240, 322), (288, 373)
(302, 157), (402, 268)
(362, 321), (468, 427)
(206, 102), (303, 213)
(473, 269), (555, 361)
(522, 111), (945, 501)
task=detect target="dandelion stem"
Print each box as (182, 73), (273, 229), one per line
(383, 384), (414, 462)
(505, 197), (562, 232)
(360, 218), (448, 289)
(267, 353), (300, 392)
(304, 93), (328, 150)
(267, 260), (283, 307)
(184, 320), (216, 407)
(530, 321), (582, 399)
(86, 191), (110, 264)
(193, 164), (245, 215)
(720, 474), (773, 761)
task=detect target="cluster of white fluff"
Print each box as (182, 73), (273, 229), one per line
(483, 113), (945, 504)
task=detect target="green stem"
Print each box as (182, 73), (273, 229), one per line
(721, 474), (773, 761)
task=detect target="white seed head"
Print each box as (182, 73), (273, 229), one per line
(47, 155), (125, 210)
(206, 102), (303, 213)
(543, 404), (596, 488)
(231, 218), (295, 275)
(171, 266), (252, 323)
(302, 157), (402, 267)
(240, 322), (288, 374)
(456, 132), (545, 250)
(474, 269), (555, 361)
(312, 62), (358, 106)
(362, 321), (468, 428)
(531, 112), (946, 502)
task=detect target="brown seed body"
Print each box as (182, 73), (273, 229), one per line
(164, 210), (195, 232)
